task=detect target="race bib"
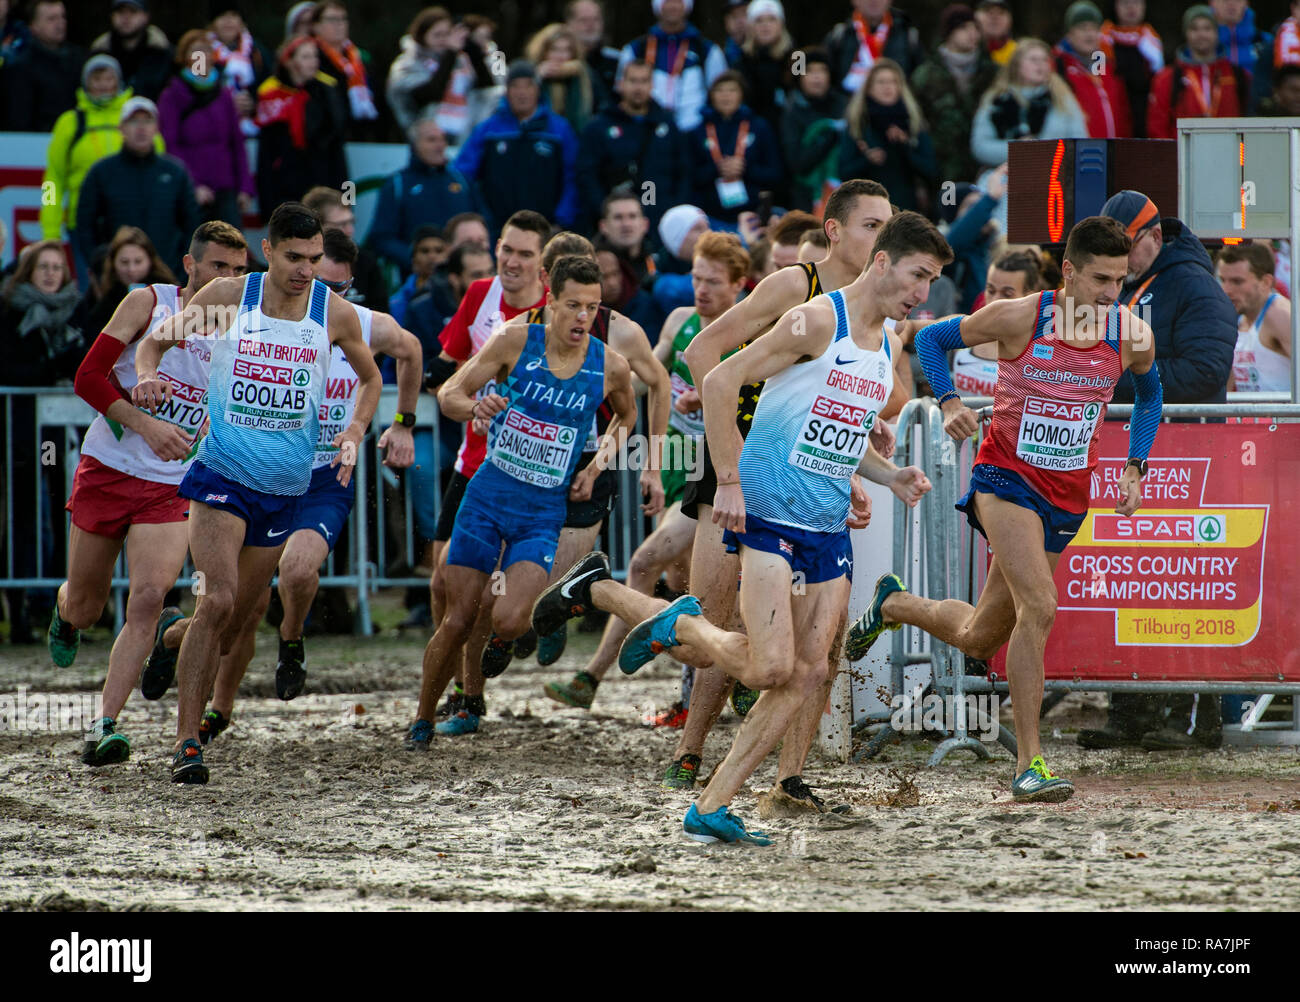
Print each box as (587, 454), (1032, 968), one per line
(715, 179), (748, 209)
(1016, 396), (1101, 471)
(491, 408), (578, 488)
(225, 357), (312, 431)
(668, 371), (704, 438)
(788, 394), (876, 478)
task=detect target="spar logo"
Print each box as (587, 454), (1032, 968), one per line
(810, 395), (871, 426)
(1093, 513), (1227, 543)
(292, 369), (311, 387)
(557, 427), (575, 446)
(505, 409), (559, 441)
(232, 358), (291, 385)
(1197, 515), (1225, 542)
(1025, 398), (1099, 421)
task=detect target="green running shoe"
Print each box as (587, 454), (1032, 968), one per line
(1011, 755), (1075, 803)
(198, 709), (229, 745)
(661, 753), (701, 790)
(730, 682), (759, 718)
(536, 625), (568, 666)
(543, 671), (597, 709)
(844, 573), (906, 662)
(81, 717), (129, 766)
(47, 605), (80, 668)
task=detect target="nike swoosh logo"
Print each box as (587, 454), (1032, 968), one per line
(267, 528), (288, 538)
(560, 569), (599, 599)
(1089, 360), (1102, 365)
(835, 355), (857, 366)
(319, 523), (332, 540)
(245, 328), (273, 336)
(837, 556), (851, 567)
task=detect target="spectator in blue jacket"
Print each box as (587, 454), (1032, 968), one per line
(576, 59), (689, 232)
(688, 70), (782, 229)
(367, 115), (478, 276)
(939, 165), (1006, 313)
(1213, 0), (1274, 107)
(388, 224), (446, 329)
(454, 59), (579, 231)
(617, 0), (729, 132)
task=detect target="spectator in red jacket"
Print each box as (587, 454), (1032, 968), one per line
(1053, 1), (1131, 138)
(1147, 5), (1249, 140)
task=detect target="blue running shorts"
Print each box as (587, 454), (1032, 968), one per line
(723, 514), (853, 584)
(445, 469), (565, 574)
(291, 464), (355, 551)
(957, 463), (1086, 554)
(179, 460), (301, 547)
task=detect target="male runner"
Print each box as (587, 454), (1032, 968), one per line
(407, 256), (637, 748)
(133, 202), (381, 784)
(143, 229), (422, 741)
(422, 210), (550, 723)
(535, 211), (944, 844)
(846, 215), (1163, 802)
(542, 231), (745, 712)
(1217, 242), (1292, 393)
(650, 179), (899, 801)
(47, 222), (248, 766)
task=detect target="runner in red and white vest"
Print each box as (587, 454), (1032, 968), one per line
(855, 215), (1163, 805)
(51, 222), (250, 768)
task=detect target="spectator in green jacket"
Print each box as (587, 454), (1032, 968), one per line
(909, 4), (998, 190)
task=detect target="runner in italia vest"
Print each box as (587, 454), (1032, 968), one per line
(200, 272), (332, 496)
(1233, 291), (1290, 392)
(974, 289), (1123, 513)
(528, 302), (613, 453)
(482, 322), (606, 503)
(738, 288), (894, 534)
(80, 283), (212, 484)
(313, 303), (373, 470)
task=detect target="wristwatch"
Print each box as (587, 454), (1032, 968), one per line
(1125, 457), (1148, 478)
(394, 411), (417, 429)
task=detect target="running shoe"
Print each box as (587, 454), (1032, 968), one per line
(198, 709), (229, 746)
(531, 552), (611, 637)
(171, 739), (209, 784)
(1010, 754), (1075, 803)
(405, 718), (434, 750)
(81, 717), (129, 766)
(47, 604), (80, 668)
(779, 776), (826, 812)
(730, 682), (759, 718)
(618, 595), (701, 676)
(480, 633), (514, 678)
(435, 710), (480, 736)
(140, 606), (184, 700)
(275, 637), (307, 701)
(537, 625), (568, 666)
(436, 690), (464, 720)
(648, 701), (688, 728)
(683, 803), (772, 846)
(844, 573), (906, 662)
(543, 671), (597, 709)
(513, 629), (538, 660)
(661, 754), (702, 790)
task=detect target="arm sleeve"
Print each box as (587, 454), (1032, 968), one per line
(742, 119), (783, 189)
(409, 53), (457, 107)
(945, 194), (997, 256)
(1128, 364), (1163, 460)
(914, 316), (966, 399)
(1146, 69), (1174, 140)
(73, 332), (130, 415)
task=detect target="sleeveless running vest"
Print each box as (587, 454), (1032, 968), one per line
(484, 323), (606, 499)
(1233, 293), (1291, 392)
(952, 346), (999, 397)
(81, 284), (212, 486)
(200, 272), (332, 496)
(666, 312), (705, 439)
(314, 304), (373, 470)
(739, 289), (894, 534)
(528, 302), (614, 452)
(975, 289), (1123, 513)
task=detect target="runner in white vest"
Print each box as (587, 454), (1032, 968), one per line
(49, 222), (250, 768)
(1216, 243), (1293, 394)
(132, 203), (382, 785)
(150, 230), (423, 743)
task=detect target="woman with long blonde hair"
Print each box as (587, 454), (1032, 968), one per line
(839, 59), (936, 214)
(524, 23), (596, 134)
(970, 38), (1087, 168)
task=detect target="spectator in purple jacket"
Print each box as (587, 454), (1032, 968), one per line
(158, 29), (254, 228)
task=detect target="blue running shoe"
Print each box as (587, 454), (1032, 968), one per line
(171, 739), (208, 784)
(405, 719), (434, 751)
(537, 625), (568, 666)
(435, 710), (480, 736)
(1011, 755), (1075, 803)
(618, 595), (701, 676)
(844, 573), (906, 662)
(683, 803), (772, 846)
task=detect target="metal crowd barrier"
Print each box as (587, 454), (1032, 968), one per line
(0, 387), (653, 638)
(857, 396), (1300, 766)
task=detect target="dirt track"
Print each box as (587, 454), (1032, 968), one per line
(2, 611), (1299, 912)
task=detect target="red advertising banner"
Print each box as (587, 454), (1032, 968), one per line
(991, 420), (1300, 682)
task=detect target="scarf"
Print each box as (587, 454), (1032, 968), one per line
(211, 29), (256, 90)
(1275, 16), (1300, 67)
(256, 75), (310, 148)
(1101, 20), (1164, 74)
(844, 10), (891, 92)
(316, 36), (378, 120)
(9, 282), (81, 355)
(866, 96), (911, 140)
(989, 86), (1052, 139)
(938, 43), (978, 94)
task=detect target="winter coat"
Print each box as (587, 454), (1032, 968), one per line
(2, 38), (86, 131)
(1054, 40), (1132, 139)
(837, 101), (936, 214)
(366, 150), (479, 271)
(688, 104), (783, 223)
(1218, 6), (1273, 106)
(1147, 49), (1250, 140)
(386, 33), (496, 142)
(89, 25), (172, 102)
(254, 72), (348, 217)
(617, 24), (729, 133)
(780, 88), (847, 211)
(158, 75), (254, 197)
(822, 6), (925, 93)
(909, 45), (998, 185)
(576, 99), (690, 230)
(970, 84), (1088, 168)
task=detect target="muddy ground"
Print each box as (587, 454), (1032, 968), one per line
(2, 600), (1298, 912)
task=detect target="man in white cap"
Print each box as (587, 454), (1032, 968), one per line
(649, 203), (710, 314)
(617, 0), (728, 133)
